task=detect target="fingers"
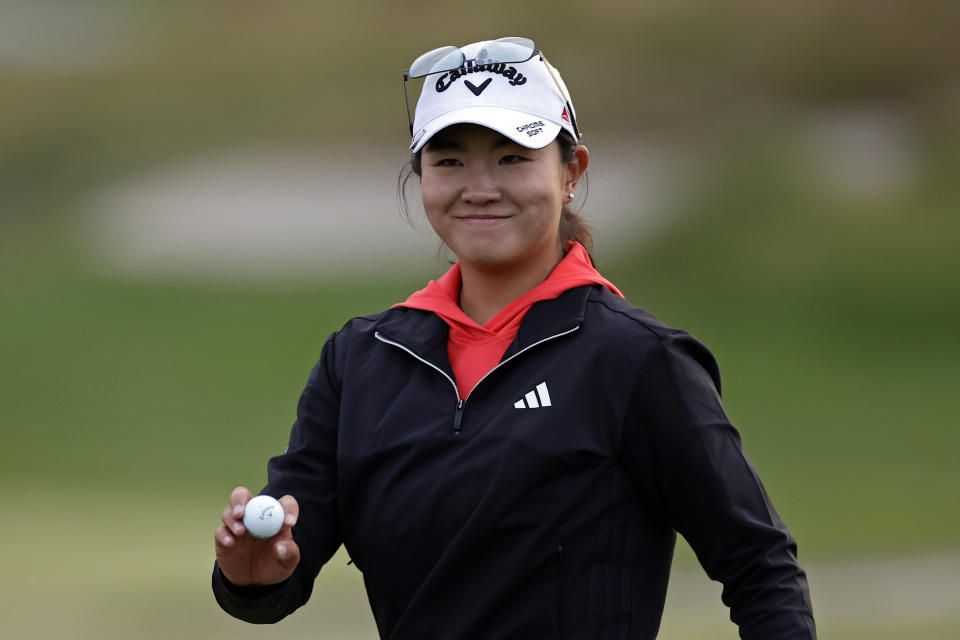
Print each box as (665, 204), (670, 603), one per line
(218, 488), (297, 547)
(221, 504), (245, 537)
(230, 486), (254, 518)
(214, 488), (301, 587)
(220, 486), (253, 536)
(278, 495), (299, 530)
(215, 524), (235, 549)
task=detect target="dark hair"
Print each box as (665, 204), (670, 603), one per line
(397, 129), (593, 257)
(554, 130), (593, 256)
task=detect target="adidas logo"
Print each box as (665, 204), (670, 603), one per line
(514, 382), (552, 409)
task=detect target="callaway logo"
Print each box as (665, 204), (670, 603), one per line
(464, 78), (492, 96)
(436, 60), (528, 92)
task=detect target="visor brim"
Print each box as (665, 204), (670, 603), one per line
(410, 106), (564, 152)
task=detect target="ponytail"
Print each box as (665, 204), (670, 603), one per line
(555, 130), (594, 260)
(559, 206), (593, 255)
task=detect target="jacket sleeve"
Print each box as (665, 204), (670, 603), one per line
(621, 330), (816, 639)
(212, 331), (344, 623)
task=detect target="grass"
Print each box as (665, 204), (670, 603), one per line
(3, 491), (957, 638)
(1, 489), (379, 640)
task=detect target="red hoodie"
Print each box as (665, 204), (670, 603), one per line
(397, 242), (623, 398)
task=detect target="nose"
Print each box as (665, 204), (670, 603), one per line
(460, 168), (501, 205)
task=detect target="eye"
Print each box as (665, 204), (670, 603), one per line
(433, 157), (462, 167)
(499, 154), (527, 165)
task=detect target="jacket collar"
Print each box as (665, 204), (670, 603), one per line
(374, 284), (594, 365)
(505, 285), (590, 359)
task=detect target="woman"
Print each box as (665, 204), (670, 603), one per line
(212, 37), (816, 638)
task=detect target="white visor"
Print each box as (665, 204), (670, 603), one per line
(409, 39), (577, 153)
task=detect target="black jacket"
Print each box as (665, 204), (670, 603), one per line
(213, 285), (816, 638)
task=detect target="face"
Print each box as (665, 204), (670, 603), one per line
(419, 124), (584, 274)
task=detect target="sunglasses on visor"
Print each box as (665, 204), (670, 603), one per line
(402, 36), (581, 140)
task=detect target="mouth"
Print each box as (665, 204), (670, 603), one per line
(458, 214), (511, 226)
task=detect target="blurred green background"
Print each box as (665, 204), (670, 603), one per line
(2, 1), (958, 638)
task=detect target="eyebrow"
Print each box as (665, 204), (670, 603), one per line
(424, 138), (464, 152)
(424, 134), (517, 153)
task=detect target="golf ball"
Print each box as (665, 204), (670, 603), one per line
(243, 495), (285, 539)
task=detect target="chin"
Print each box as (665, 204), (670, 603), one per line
(459, 250), (513, 270)
(446, 233), (504, 260)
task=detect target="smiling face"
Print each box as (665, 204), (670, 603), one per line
(420, 124), (580, 276)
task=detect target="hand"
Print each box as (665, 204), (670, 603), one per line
(214, 486), (301, 586)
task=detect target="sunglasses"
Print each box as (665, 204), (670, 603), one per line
(402, 36), (580, 140)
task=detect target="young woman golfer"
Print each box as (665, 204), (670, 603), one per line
(212, 37), (816, 638)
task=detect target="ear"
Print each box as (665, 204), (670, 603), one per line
(564, 145), (590, 197)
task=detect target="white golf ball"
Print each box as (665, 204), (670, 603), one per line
(243, 495), (285, 539)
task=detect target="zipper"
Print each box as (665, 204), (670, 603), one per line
(374, 331), (464, 435)
(374, 324), (580, 435)
(452, 399), (465, 436)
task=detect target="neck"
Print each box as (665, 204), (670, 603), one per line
(458, 243), (564, 325)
